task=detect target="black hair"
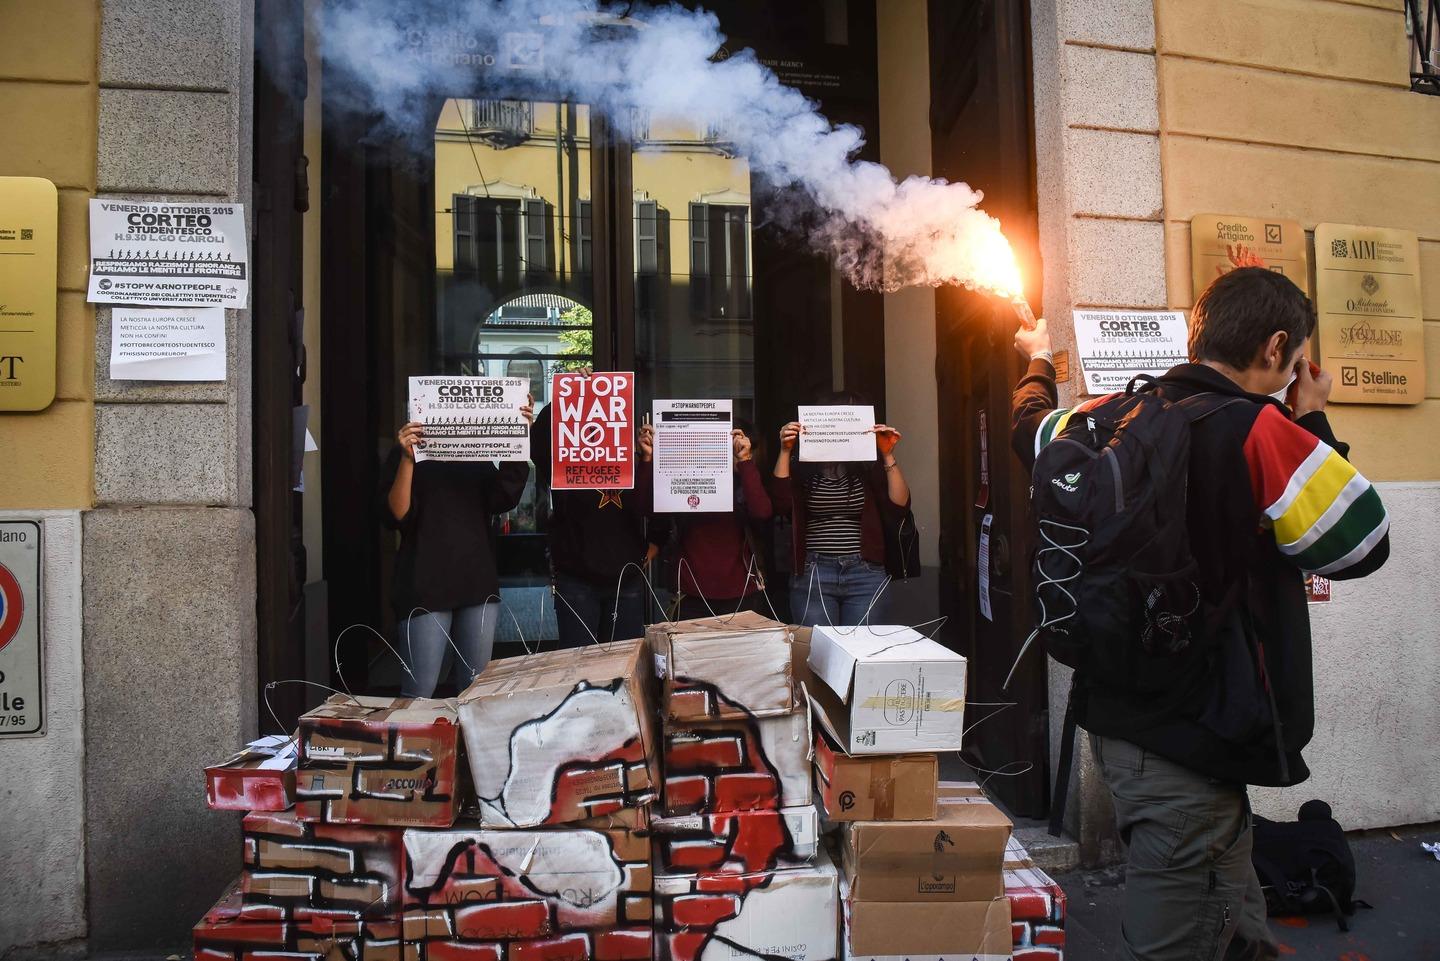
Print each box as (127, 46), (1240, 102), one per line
(1189, 267), (1316, 369)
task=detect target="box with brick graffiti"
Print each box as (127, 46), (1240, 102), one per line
(396, 819), (654, 961)
(839, 793), (1011, 903)
(840, 881), (1012, 961)
(1005, 835), (1066, 960)
(457, 639), (661, 828)
(236, 809), (404, 924)
(661, 707), (810, 817)
(653, 852), (839, 961)
(813, 727), (937, 823)
(807, 625), (967, 756)
(648, 613), (794, 722)
(651, 805), (818, 877)
(206, 735), (299, 812)
(295, 695), (462, 828)
(194, 877), (407, 961)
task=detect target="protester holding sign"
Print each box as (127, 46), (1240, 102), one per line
(380, 396), (535, 697)
(771, 392), (915, 627)
(532, 395), (669, 647)
(669, 421), (774, 619)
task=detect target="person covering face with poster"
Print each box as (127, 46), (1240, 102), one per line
(382, 394), (535, 697)
(1011, 268), (1390, 960)
(531, 371), (670, 648)
(770, 391), (916, 627)
(668, 421), (775, 620)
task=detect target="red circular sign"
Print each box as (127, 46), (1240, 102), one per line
(0, 562), (24, 653)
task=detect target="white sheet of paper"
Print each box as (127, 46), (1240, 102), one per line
(978, 514), (993, 622)
(1073, 309), (1189, 395)
(109, 306), (226, 380)
(88, 199), (249, 308)
(654, 399), (734, 513)
(797, 405), (876, 462)
(408, 376), (530, 462)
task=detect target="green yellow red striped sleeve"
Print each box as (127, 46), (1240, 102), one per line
(1243, 404), (1389, 575)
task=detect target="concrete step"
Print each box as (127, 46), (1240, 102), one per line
(1013, 824), (1081, 875)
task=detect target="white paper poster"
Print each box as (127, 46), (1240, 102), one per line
(1073, 310), (1189, 395)
(798, 405), (876, 462)
(108, 307), (225, 381)
(978, 514), (993, 622)
(87, 200), (249, 308)
(654, 399), (733, 513)
(408, 376), (529, 462)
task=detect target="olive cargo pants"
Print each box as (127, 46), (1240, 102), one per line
(1091, 734), (1280, 961)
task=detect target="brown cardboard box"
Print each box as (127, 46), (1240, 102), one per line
(457, 638), (660, 828)
(839, 794), (1012, 902)
(938, 780), (983, 800)
(842, 894), (1012, 961)
(813, 727), (936, 822)
(205, 735), (297, 812)
(649, 612), (794, 722)
(295, 695), (461, 828)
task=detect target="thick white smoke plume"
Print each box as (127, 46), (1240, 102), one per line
(318, 0), (1022, 295)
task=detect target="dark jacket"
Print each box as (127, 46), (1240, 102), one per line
(1012, 360), (1389, 785)
(531, 402), (669, 586)
(380, 449), (529, 615)
(769, 465), (910, 572)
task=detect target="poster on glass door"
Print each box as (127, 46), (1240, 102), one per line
(408, 376), (530, 462)
(653, 399), (733, 512)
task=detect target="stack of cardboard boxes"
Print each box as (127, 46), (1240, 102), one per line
(192, 615), (1066, 961)
(802, 626), (1019, 960)
(648, 613), (838, 961)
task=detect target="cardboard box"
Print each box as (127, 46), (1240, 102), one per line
(401, 821), (653, 933)
(206, 735), (298, 812)
(806, 626), (966, 755)
(194, 878), (401, 961)
(239, 810), (404, 923)
(296, 695), (462, 828)
(839, 794), (1011, 903)
(457, 639), (660, 828)
(661, 708), (810, 816)
(654, 853), (839, 961)
(814, 728), (936, 822)
(1005, 836), (1067, 958)
(938, 780), (983, 800)
(649, 612), (794, 722)
(652, 805), (818, 876)
(841, 892), (1012, 961)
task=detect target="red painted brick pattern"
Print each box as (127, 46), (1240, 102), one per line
(454, 902), (551, 941)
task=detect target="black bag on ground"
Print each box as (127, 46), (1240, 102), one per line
(1252, 799), (1368, 932)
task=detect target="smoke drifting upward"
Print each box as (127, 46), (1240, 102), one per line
(318, 0), (1022, 296)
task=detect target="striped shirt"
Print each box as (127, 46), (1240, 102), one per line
(805, 473), (866, 555)
(1034, 399), (1388, 576)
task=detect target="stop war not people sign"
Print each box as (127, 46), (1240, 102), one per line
(551, 371), (635, 490)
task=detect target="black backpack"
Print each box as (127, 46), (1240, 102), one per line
(1013, 376), (1244, 835)
(1253, 800), (1368, 931)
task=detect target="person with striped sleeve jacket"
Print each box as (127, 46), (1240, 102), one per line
(1011, 267), (1389, 961)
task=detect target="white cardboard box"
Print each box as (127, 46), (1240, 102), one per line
(807, 626), (967, 755)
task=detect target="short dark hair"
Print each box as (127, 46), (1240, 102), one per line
(1189, 267), (1316, 369)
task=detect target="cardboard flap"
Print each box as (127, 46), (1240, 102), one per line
(458, 639), (643, 700)
(304, 694), (458, 726)
(807, 626), (861, 701)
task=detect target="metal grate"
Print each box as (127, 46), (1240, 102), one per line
(1410, 0), (1440, 94)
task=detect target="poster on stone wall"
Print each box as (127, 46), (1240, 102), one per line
(1072, 310), (1189, 395)
(1313, 223), (1425, 405)
(87, 200), (249, 309)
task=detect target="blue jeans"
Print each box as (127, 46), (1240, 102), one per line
(789, 552), (890, 627)
(552, 571), (646, 649)
(399, 603), (498, 697)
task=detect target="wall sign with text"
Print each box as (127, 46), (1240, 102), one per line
(1314, 223), (1425, 405)
(0, 520), (43, 738)
(1190, 213), (1309, 299)
(0, 177), (58, 411)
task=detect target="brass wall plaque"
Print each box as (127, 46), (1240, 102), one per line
(1190, 213), (1309, 300)
(1314, 223), (1425, 405)
(0, 177), (58, 411)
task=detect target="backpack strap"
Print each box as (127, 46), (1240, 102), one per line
(1173, 392), (1250, 422)
(1048, 674), (1082, 838)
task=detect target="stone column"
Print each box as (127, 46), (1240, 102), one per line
(1030, 0), (1165, 865)
(84, 0), (257, 949)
